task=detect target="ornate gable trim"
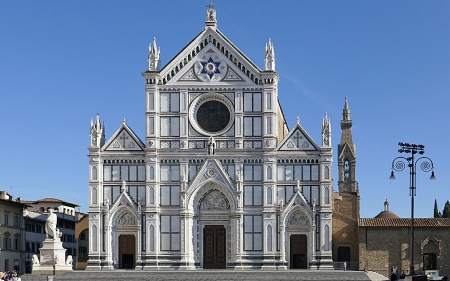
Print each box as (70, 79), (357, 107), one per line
(103, 122), (145, 152)
(159, 27), (263, 85)
(109, 185), (139, 216)
(277, 124), (319, 152)
(186, 159), (237, 209)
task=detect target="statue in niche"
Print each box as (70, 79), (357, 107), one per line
(208, 136), (215, 155)
(289, 210), (310, 226)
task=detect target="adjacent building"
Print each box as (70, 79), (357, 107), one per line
(0, 191), (28, 273)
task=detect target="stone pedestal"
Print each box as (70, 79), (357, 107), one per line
(32, 238), (73, 275)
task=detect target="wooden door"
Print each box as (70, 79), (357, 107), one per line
(119, 235), (135, 269)
(290, 234), (307, 269)
(203, 225), (226, 269)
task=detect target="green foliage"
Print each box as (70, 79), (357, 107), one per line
(442, 200), (450, 218)
(434, 199), (442, 218)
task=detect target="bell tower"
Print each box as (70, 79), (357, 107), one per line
(338, 97), (357, 194)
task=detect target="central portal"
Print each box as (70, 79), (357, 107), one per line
(119, 235), (135, 269)
(290, 234), (307, 269)
(203, 225), (226, 269)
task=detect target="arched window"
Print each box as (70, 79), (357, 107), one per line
(92, 166), (97, 180)
(91, 225), (98, 252)
(149, 187), (154, 204)
(344, 160), (350, 179)
(91, 187), (98, 205)
(267, 166), (272, 180)
(149, 225), (155, 251)
(324, 166), (329, 179)
(324, 225), (330, 251)
(267, 187), (272, 205)
(267, 225), (272, 251)
(324, 187), (330, 204)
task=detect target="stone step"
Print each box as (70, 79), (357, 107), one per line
(21, 270), (373, 281)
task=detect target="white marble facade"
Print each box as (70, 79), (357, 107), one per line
(86, 4), (333, 270)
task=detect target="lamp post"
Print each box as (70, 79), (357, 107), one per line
(390, 142), (436, 276)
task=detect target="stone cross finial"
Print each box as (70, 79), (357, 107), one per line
(206, 2), (217, 24)
(296, 116), (300, 124)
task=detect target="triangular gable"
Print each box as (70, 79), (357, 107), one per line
(186, 158), (235, 198)
(160, 27), (262, 86)
(103, 122), (145, 152)
(285, 189), (313, 215)
(338, 143), (356, 161)
(109, 183), (139, 215)
(277, 124), (319, 151)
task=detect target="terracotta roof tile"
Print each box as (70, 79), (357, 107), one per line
(359, 218), (450, 227)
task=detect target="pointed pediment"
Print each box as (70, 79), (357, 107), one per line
(160, 27), (262, 86)
(338, 143), (356, 161)
(283, 190), (314, 221)
(110, 186), (139, 215)
(277, 124), (319, 151)
(186, 158), (235, 196)
(103, 122), (145, 152)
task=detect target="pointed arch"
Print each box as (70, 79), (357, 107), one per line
(91, 187), (98, 205)
(324, 166), (329, 179)
(267, 224), (272, 251)
(92, 166), (97, 180)
(267, 166), (272, 180)
(149, 166), (155, 180)
(149, 187), (154, 204)
(189, 181), (237, 211)
(149, 224), (155, 251)
(91, 224), (98, 252)
(324, 187), (330, 204)
(324, 224), (330, 251)
(266, 187), (273, 205)
(344, 159), (350, 179)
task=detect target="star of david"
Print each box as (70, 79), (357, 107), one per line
(200, 57), (221, 79)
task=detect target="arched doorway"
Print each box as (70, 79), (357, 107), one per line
(119, 234), (135, 269)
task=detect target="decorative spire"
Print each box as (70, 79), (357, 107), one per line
(148, 37), (160, 71)
(322, 112), (331, 147)
(265, 38), (275, 71)
(123, 116), (127, 124)
(90, 113), (105, 148)
(205, 2), (217, 27)
(343, 96), (350, 121)
(296, 116), (300, 125)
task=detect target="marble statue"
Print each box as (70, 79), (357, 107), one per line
(45, 209), (57, 239)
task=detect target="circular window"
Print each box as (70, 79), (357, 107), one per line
(197, 101), (230, 133)
(189, 93), (234, 136)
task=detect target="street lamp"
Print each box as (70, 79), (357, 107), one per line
(390, 142), (435, 275)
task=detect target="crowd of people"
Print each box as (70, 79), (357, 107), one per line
(0, 270), (21, 281)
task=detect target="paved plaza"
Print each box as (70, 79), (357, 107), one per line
(20, 270), (389, 281)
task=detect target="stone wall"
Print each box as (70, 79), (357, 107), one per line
(358, 225), (450, 277)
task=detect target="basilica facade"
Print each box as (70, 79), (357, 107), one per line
(86, 5), (336, 270)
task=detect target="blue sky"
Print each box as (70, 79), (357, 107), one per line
(1, 1), (449, 218)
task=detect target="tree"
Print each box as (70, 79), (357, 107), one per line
(442, 200), (450, 218)
(434, 199), (442, 218)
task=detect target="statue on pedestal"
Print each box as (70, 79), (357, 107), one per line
(45, 209), (57, 239)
